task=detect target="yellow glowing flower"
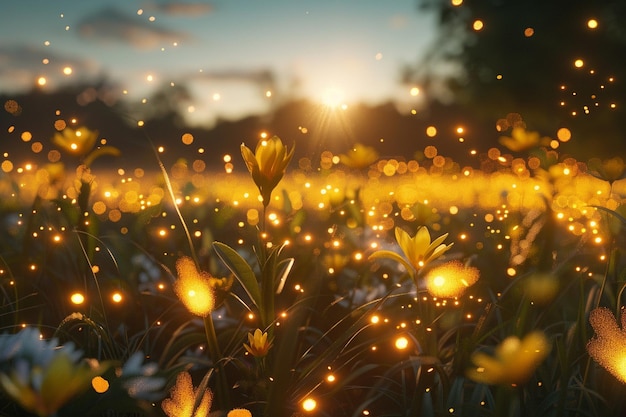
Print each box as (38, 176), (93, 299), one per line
(499, 127), (547, 152)
(339, 143), (379, 169)
(243, 329), (273, 358)
(174, 256), (215, 317)
(228, 409), (252, 417)
(587, 307), (626, 383)
(369, 226), (453, 278)
(466, 331), (550, 386)
(424, 260), (480, 298)
(0, 352), (106, 417)
(241, 136), (294, 205)
(162, 371), (212, 417)
(52, 126), (99, 156)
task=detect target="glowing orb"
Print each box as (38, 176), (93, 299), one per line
(91, 376), (109, 393)
(302, 398), (317, 412)
(70, 292), (85, 305)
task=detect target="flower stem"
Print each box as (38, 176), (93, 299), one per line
(203, 314), (231, 410)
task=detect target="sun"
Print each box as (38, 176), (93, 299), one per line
(320, 87), (347, 109)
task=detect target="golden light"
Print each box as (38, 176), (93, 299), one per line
(63, 66), (73, 75)
(37, 76), (47, 86)
(424, 261), (480, 298)
(321, 88), (345, 109)
(426, 126), (437, 137)
(70, 292), (85, 305)
(174, 256), (215, 317)
(557, 127), (571, 142)
(181, 133), (194, 145)
(451, 0), (463, 5)
(91, 376), (109, 393)
(395, 336), (409, 350)
(587, 19), (598, 29)
(111, 292), (123, 303)
(410, 87), (420, 96)
(473, 20), (484, 31)
(574, 59), (584, 68)
(588, 308), (626, 383)
(162, 371), (212, 417)
(302, 398), (317, 412)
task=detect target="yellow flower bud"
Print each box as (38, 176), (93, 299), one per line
(241, 136), (294, 206)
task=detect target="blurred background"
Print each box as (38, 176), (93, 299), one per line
(2, 0), (626, 169)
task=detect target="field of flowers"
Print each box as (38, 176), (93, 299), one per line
(1, 116), (626, 417)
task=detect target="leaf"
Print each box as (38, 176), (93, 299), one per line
(281, 188), (293, 213)
(212, 241), (261, 309)
(83, 146), (121, 167)
(275, 257), (294, 294)
(368, 249), (415, 277)
(592, 205), (626, 227)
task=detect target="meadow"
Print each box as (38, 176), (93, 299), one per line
(1, 117), (626, 417)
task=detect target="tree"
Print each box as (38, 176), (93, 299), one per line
(410, 0), (626, 157)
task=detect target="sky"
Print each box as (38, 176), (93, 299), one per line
(0, 0), (436, 126)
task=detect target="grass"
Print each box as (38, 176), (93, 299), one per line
(0, 125), (626, 416)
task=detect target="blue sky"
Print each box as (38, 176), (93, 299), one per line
(0, 0), (436, 126)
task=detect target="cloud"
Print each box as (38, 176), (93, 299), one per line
(389, 14), (409, 29)
(0, 44), (98, 91)
(190, 69), (275, 87)
(143, 1), (214, 16)
(77, 8), (190, 49)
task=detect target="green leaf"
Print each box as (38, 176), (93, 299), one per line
(212, 241), (261, 310)
(275, 257), (294, 294)
(592, 205), (626, 227)
(281, 188), (293, 213)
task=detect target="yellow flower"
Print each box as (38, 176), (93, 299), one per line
(339, 143), (379, 169)
(466, 331), (550, 386)
(228, 409), (252, 417)
(174, 256), (215, 317)
(243, 329), (273, 358)
(587, 307), (626, 383)
(51, 126), (120, 166)
(52, 126), (98, 156)
(423, 260), (479, 298)
(241, 136), (294, 206)
(162, 371), (212, 417)
(369, 226), (453, 278)
(0, 352), (107, 416)
(499, 127), (547, 152)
